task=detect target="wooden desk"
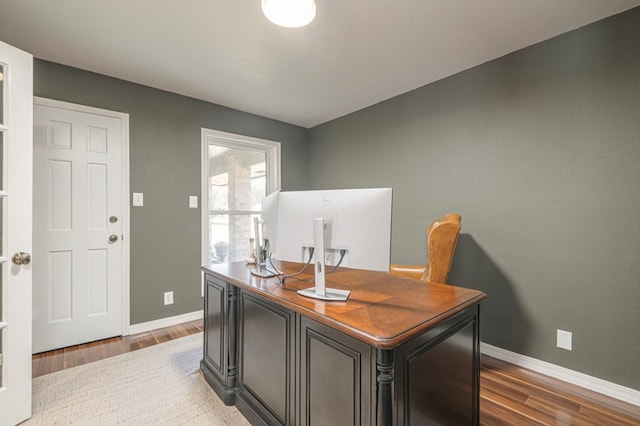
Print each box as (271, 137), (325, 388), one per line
(201, 261), (486, 425)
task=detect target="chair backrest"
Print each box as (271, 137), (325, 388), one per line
(423, 213), (462, 283)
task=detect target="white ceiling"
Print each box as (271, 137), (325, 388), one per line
(1, 0), (639, 128)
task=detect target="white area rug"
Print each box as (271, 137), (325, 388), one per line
(24, 333), (249, 425)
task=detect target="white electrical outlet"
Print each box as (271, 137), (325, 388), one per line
(164, 291), (174, 305)
(557, 329), (572, 351)
(189, 195), (198, 208)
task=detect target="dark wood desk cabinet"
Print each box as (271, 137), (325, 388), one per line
(201, 262), (486, 426)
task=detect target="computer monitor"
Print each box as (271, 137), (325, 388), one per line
(260, 190), (280, 255)
(250, 216), (278, 278)
(261, 188), (393, 272)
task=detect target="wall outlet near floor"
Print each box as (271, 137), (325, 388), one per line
(164, 291), (174, 305)
(557, 329), (572, 351)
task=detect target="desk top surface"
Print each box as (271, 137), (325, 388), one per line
(202, 261), (486, 349)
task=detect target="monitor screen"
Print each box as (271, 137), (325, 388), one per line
(261, 188), (392, 271)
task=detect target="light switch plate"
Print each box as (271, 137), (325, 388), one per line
(133, 192), (144, 207)
(189, 195), (198, 208)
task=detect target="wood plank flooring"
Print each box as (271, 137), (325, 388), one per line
(31, 320), (203, 377)
(480, 355), (639, 425)
(32, 320), (640, 425)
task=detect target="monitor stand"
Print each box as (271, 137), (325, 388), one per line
(297, 286), (350, 301)
(250, 263), (277, 278)
(297, 218), (350, 301)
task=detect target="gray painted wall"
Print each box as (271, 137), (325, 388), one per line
(31, 7), (640, 390)
(308, 9), (640, 389)
(34, 60), (309, 325)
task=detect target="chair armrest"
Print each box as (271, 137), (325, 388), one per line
(389, 264), (427, 280)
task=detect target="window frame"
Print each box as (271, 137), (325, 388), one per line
(200, 128), (281, 288)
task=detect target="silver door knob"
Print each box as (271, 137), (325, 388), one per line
(12, 252), (31, 265)
(109, 234), (118, 243)
(109, 216), (118, 223)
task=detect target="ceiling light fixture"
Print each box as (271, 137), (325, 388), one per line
(261, 0), (316, 28)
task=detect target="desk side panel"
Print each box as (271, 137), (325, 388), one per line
(201, 274), (236, 405)
(237, 291), (294, 425)
(396, 306), (480, 425)
(299, 316), (373, 426)
(204, 277), (224, 375)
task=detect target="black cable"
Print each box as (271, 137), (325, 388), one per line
(275, 247), (314, 284)
(285, 248), (347, 283)
(266, 252), (283, 277)
(326, 249), (347, 275)
(254, 255), (283, 280)
(285, 274), (314, 283)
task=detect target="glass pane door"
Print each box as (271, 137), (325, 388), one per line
(0, 63), (6, 387)
(0, 41), (33, 425)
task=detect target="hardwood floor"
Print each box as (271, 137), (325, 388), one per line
(31, 320), (203, 377)
(32, 320), (640, 425)
(480, 355), (640, 425)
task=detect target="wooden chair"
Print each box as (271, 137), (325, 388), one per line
(389, 213), (461, 284)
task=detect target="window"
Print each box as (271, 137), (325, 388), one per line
(201, 129), (280, 266)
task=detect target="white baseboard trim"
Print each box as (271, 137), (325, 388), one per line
(127, 310), (203, 336)
(481, 343), (640, 407)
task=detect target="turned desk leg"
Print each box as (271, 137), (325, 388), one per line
(227, 286), (238, 388)
(376, 348), (393, 426)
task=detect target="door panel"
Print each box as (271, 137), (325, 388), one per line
(33, 101), (126, 353)
(88, 249), (108, 315)
(49, 250), (72, 322)
(0, 40), (33, 426)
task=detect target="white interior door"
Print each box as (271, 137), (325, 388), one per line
(0, 41), (33, 426)
(33, 99), (128, 353)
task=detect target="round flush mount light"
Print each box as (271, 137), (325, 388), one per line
(261, 0), (317, 28)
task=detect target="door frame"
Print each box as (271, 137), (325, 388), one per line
(33, 96), (131, 335)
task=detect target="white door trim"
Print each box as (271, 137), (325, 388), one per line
(33, 96), (131, 335)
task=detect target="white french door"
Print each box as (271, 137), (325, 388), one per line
(0, 41), (33, 426)
(32, 99), (129, 353)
